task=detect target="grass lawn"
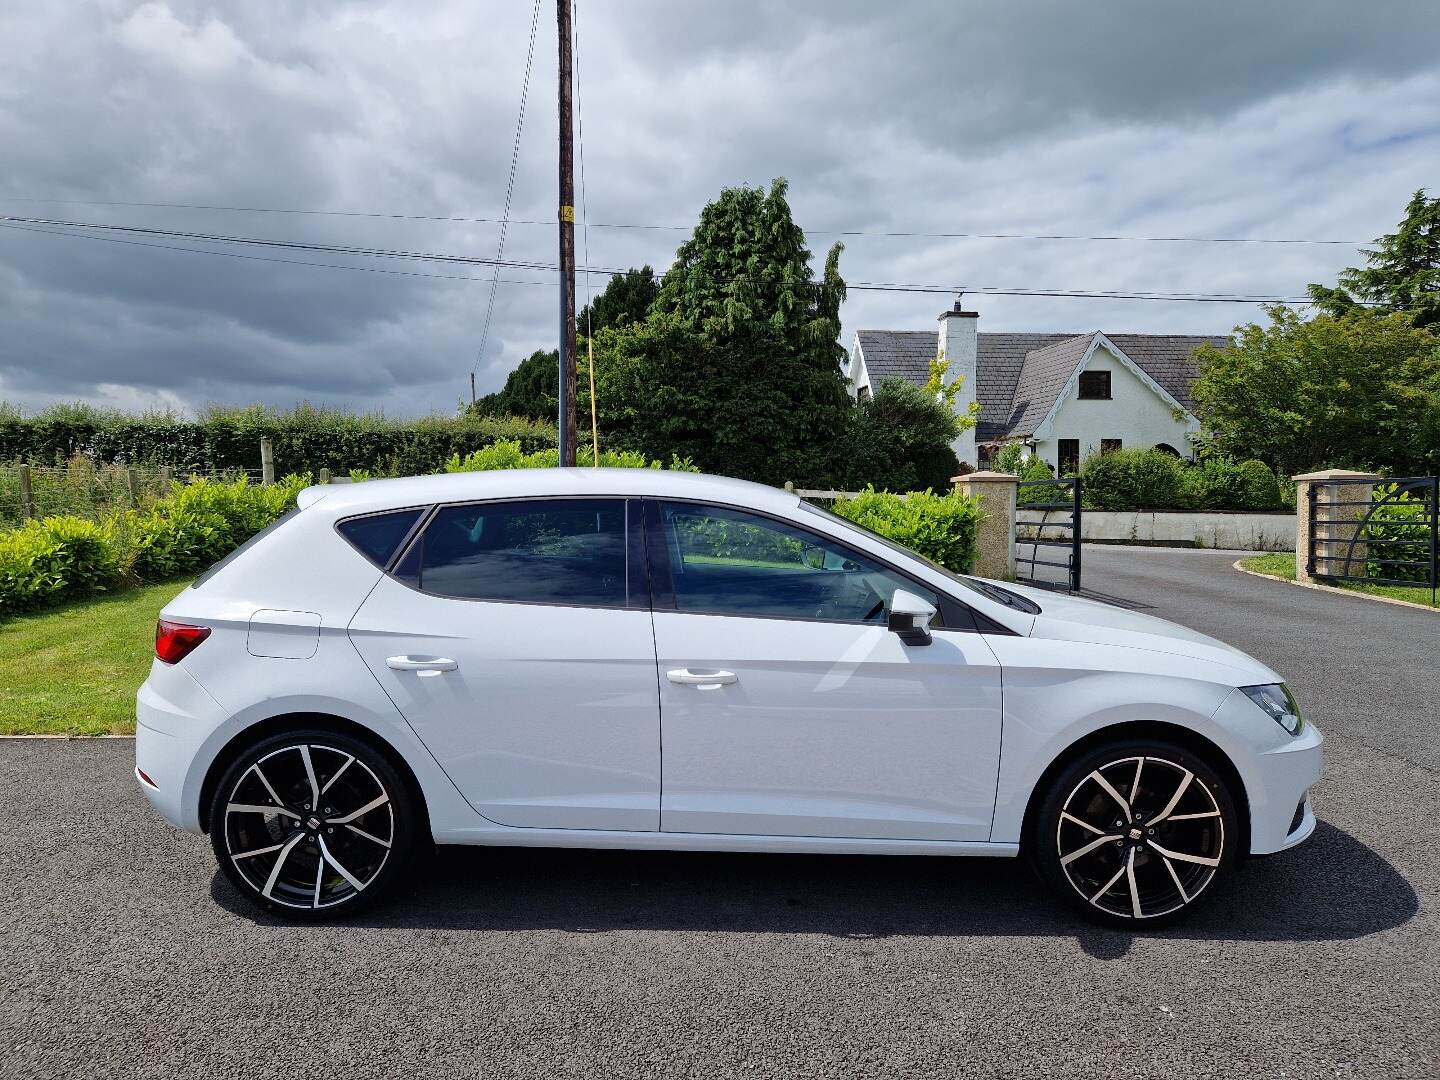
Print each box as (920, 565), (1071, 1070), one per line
(1239, 553), (1438, 609)
(0, 578), (189, 736)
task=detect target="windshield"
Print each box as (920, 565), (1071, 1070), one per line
(800, 500), (1042, 615)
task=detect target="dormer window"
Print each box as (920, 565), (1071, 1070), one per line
(1078, 371), (1112, 400)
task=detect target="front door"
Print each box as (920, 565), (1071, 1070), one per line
(348, 497), (661, 832)
(647, 500), (1004, 841)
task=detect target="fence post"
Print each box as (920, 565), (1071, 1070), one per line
(260, 438), (275, 486)
(1292, 468), (1379, 584)
(318, 468), (332, 485)
(954, 471), (1020, 580)
(159, 466), (173, 493)
(18, 464), (36, 520)
(784, 481), (795, 493)
(125, 467), (139, 509)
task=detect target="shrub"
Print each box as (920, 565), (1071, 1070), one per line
(834, 379), (961, 493)
(829, 487), (981, 573)
(1080, 449), (1186, 511)
(0, 516), (121, 615)
(1179, 457), (1287, 511)
(444, 440), (698, 473)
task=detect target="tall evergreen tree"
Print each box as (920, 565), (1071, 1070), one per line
(1309, 189), (1440, 328)
(472, 348), (558, 420)
(578, 266), (659, 336)
(598, 178), (851, 484)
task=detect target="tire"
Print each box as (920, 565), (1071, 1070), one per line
(208, 729), (418, 920)
(1031, 739), (1237, 928)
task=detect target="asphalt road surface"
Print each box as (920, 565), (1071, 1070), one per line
(2, 547), (1436, 1079)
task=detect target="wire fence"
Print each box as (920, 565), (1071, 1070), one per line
(0, 459), (264, 529)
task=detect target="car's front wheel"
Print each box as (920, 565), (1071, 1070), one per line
(1033, 740), (1237, 927)
(209, 730), (416, 919)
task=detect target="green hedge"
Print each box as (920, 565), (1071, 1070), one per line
(0, 475), (308, 618)
(0, 403), (556, 476)
(444, 440), (697, 473)
(829, 487), (981, 573)
(1078, 449), (1289, 511)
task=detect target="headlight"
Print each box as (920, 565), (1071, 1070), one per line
(1240, 683), (1303, 736)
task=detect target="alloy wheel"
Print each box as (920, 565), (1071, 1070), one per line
(222, 742), (395, 911)
(1055, 754), (1225, 920)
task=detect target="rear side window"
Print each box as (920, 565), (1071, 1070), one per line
(411, 498), (628, 607)
(337, 509), (424, 568)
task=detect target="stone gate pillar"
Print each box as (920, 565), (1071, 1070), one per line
(1293, 469), (1380, 584)
(954, 471), (1020, 580)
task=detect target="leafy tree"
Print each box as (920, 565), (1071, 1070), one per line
(1191, 306), (1440, 476)
(596, 178), (853, 485)
(835, 379), (960, 492)
(578, 266), (659, 337)
(472, 348), (559, 421)
(1308, 190), (1440, 328)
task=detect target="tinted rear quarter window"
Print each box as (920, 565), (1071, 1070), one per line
(413, 498), (628, 607)
(337, 508), (425, 568)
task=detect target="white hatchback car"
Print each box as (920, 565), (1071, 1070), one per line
(136, 468), (1321, 925)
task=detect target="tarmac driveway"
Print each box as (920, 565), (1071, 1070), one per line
(1, 546), (1435, 1079)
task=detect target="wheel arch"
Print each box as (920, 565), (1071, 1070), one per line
(1017, 719), (1251, 860)
(197, 711), (433, 843)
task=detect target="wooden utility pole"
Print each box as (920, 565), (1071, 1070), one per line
(556, 0), (578, 465)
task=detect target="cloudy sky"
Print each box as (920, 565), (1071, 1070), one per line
(1, 0), (1437, 417)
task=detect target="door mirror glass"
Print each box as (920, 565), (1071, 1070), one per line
(887, 589), (936, 646)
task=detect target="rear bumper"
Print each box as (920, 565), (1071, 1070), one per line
(135, 660), (228, 834)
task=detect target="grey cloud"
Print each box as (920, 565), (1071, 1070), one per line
(0, 0), (1437, 416)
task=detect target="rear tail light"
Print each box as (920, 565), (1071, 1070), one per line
(155, 619), (211, 664)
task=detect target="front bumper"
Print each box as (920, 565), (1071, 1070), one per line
(1211, 689), (1324, 855)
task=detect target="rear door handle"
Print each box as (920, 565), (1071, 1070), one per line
(386, 655), (459, 678)
(666, 668), (738, 691)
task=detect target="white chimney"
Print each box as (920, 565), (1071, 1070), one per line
(937, 300), (979, 468)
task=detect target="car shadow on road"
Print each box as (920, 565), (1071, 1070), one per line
(211, 821), (1414, 958)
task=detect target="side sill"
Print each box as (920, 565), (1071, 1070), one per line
(430, 827), (1020, 858)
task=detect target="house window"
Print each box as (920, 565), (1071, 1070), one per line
(1058, 439), (1080, 475)
(1100, 438), (1122, 455)
(856, 385), (872, 402)
(1078, 371), (1112, 400)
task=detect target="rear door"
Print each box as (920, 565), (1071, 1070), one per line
(348, 497), (661, 832)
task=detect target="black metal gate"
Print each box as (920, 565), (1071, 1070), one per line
(1016, 476), (1082, 591)
(1307, 475), (1438, 604)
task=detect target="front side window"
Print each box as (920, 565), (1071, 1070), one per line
(653, 501), (941, 624)
(410, 498), (628, 607)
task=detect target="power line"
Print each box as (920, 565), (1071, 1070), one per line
(1, 212), (1344, 304)
(0, 197), (1368, 246)
(474, 0), (543, 387)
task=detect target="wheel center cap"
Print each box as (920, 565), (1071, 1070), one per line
(305, 815), (322, 831)
(1127, 827), (1144, 841)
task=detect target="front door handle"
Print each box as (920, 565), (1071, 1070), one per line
(386, 655), (459, 678)
(666, 668), (738, 691)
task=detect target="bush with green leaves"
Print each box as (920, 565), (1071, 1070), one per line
(0, 474), (309, 618)
(444, 440), (698, 473)
(834, 379), (961, 493)
(0, 515), (121, 616)
(1080, 449), (1186, 511)
(1179, 457), (1286, 511)
(829, 487), (980, 573)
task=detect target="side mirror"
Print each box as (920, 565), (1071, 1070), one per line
(887, 589), (936, 646)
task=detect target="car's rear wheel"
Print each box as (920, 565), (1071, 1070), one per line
(209, 729), (416, 919)
(1033, 740), (1237, 927)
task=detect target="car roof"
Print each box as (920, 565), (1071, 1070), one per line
(297, 468), (802, 516)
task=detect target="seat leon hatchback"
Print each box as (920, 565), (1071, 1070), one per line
(136, 469), (1321, 926)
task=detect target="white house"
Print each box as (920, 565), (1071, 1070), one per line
(847, 303), (1225, 474)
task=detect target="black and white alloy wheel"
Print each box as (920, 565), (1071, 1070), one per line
(210, 731), (415, 918)
(1035, 741), (1235, 926)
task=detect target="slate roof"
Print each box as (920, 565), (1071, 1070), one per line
(852, 329), (1227, 441)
